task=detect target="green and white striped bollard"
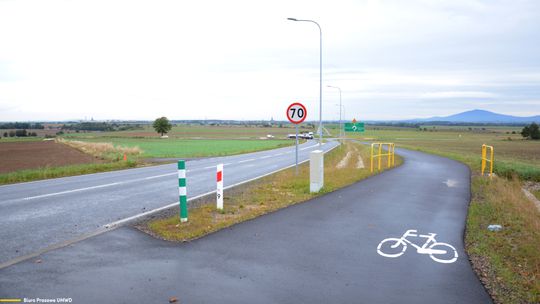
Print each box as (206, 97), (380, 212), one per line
(178, 160), (188, 222)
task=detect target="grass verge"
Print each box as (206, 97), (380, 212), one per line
(466, 176), (540, 303)
(140, 141), (402, 242)
(57, 138), (142, 161)
(0, 161), (138, 185)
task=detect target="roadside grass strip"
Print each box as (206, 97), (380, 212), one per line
(141, 142), (403, 242)
(466, 176), (540, 304)
(0, 161), (138, 185)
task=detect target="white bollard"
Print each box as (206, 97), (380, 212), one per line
(310, 150), (324, 193)
(217, 164), (224, 210)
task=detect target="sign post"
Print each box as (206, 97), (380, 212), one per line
(286, 102), (307, 174)
(178, 160), (188, 222)
(217, 164), (224, 210)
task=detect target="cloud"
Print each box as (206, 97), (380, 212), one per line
(0, 0), (539, 121)
(420, 91), (499, 99)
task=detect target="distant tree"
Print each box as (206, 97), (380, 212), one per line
(521, 123), (540, 140)
(153, 117), (172, 136)
(15, 129), (27, 137)
(521, 125), (530, 138)
(530, 123), (540, 140)
(3, 132), (7, 137)
(8, 131), (15, 137)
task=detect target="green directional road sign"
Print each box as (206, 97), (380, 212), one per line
(344, 122), (365, 132)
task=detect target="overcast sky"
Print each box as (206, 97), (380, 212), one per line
(0, 0), (539, 121)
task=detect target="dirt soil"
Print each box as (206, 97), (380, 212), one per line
(0, 141), (102, 174)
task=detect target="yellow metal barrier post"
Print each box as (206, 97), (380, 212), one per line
(378, 143), (383, 171)
(370, 143), (375, 173)
(370, 143), (396, 173)
(481, 144), (494, 178)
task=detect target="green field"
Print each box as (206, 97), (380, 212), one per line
(0, 137), (43, 142)
(62, 137), (294, 158)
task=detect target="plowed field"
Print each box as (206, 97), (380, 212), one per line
(0, 141), (100, 173)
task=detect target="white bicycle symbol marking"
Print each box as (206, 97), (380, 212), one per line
(376, 229), (458, 264)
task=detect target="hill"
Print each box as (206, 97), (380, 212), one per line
(411, 109), (540, 123)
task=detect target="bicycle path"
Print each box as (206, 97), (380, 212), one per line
(0, 148), (492, 303)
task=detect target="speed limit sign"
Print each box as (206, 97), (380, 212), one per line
(286, 102), (307, 124)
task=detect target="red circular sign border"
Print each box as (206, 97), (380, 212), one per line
(286, 102), (307, 124)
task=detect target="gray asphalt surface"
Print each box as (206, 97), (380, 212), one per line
(0, 140), (337, 265)
(0, 146), (491, 303)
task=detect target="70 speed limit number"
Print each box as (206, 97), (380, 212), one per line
(286, 102), (307, 124)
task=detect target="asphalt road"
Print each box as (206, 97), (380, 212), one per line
(0, 140), (337, 266)
(0, 146), (491, 303)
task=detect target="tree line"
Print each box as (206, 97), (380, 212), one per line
(0, 122), (44, 129)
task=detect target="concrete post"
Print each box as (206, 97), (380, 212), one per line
(310, 150), (324, 193)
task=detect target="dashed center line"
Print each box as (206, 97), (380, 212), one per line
(144, 173), (176, 180)
(238, 158), (256, 163)
(24, 182), (122, 200)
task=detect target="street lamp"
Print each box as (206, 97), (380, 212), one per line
(287, 17), (323, 146)
(327, 85), (342, 138)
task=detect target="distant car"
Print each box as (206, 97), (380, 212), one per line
(267, 134), (275, 138)
(300, 133), (313, 139)
(289, 133), (314, 139)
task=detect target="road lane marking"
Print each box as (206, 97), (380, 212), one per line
(237, 158), (256, 163)
(443, 179), (458, 187)
(259, 155), (272, 159)
(23, 182), (123, 200)
(11, 144), (337, 203)
(144, 173), (177, 180)
(0, 142), (340, 271)
(104, 142), (340, 230)
(300, 144), (319, 151)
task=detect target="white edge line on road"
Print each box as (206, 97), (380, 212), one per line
(104, 142), (338, 229)
(0, 142), (319, 190)
(9, 142), (327, 201)
(0, 142), (339, 270)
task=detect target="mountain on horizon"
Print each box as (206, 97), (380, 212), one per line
(410, 109), (540, 123)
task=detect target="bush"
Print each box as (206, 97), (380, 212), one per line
(8, 131), (15, 137)
(521, 123), (540, 140)
(15, 129), (27, 137)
